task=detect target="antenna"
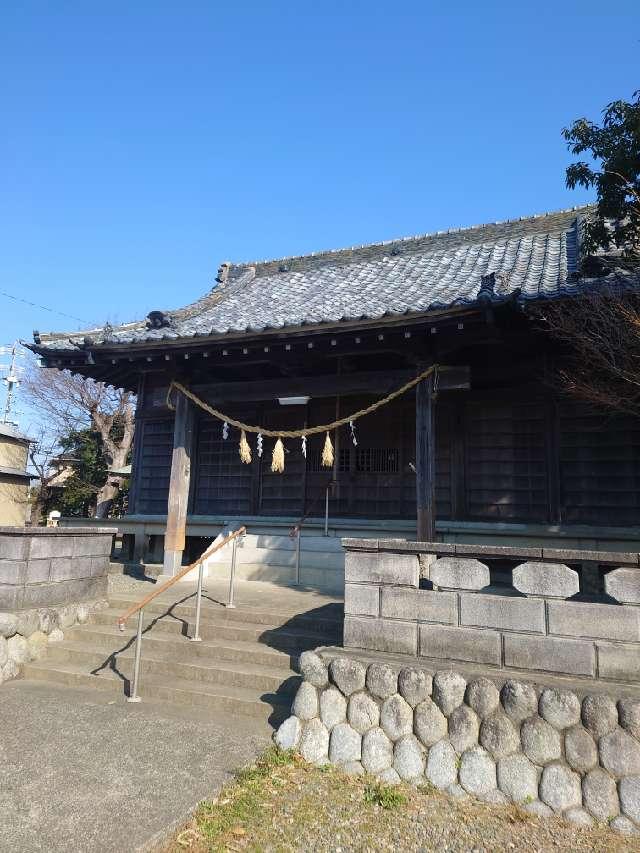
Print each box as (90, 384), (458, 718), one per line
(0, 341), (26, 425)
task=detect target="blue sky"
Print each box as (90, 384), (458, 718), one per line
(1, 0), (638, 374)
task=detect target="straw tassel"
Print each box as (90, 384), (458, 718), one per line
(321, 431), (334, 468)
(271, 438), (285, 473)
(239, 430), (252, 464)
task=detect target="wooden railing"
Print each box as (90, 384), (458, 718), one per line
(117, 525), (246, 702)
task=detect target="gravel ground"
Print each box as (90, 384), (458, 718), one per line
(167, 749), (640, 853)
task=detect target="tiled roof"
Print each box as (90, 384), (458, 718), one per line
(32, 205), (639, 352)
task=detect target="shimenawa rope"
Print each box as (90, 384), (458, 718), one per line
(166, 364), (438, 472)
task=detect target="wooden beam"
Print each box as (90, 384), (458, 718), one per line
(192, 366), (470, 404)
(416, 370), (436, 542)
(162, 391), (195, 576)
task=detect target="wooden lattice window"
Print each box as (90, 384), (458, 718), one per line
(356, 448), (400, 474)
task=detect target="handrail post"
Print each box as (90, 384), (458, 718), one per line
(226, 536), (238, 609)
(190, 560), (204, 642)
(295, 527), (301, 585)
(324, 484), (330, 536)
(127, 610), (144, 703)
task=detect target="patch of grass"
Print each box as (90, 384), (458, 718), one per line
(169, 747), (636, 853)
(363, 781), (407, 810)
(186, 747), (298, 848)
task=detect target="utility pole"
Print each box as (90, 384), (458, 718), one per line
(0, 342), (25, 425)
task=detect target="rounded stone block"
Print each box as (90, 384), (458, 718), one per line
(398, 668), (432, 707)
(414, 698), (447, 747)
(564, 808), (594, 827)
(465, 678), (500, 719)
(274, 716), (301, 751)
(458, 746), (496, 796)
(361, 727), (393, 774)
(7, 634), (29, 664)
(293, 682), (318, 721)
(618, 698), (640, 741)
(320, 686), (347, 730)
(610, 816), (640, 836)
(448, 705), (479, 754)
(501, 679), (538, 724)
(16, 610), (40, 638)
(393, 734), (425, 781)
(619, 775), (640, 824)
(377, 768), (401, 786)
(380, 694), (413, 741)
(0, 613), (19, 638)
(329, 723), (362, 764)
(605, 568), (640, 604)
(581, 694), (618, 739)
(342, 761), (364, 776)
(539, 688), (581, 730)
(425, 739), (458, 789)
(512, 561), (579, 599)
(430, 557), (489, 591)
(299, 718), (329, 765)
(524, 800), (553, 819)
(599, 728), (640, 777)
(27, 631), (48, 661)
(564, 726), (598, 773)
(366, 663), (397, 700)
(479, 712), (519, 759)
(329, 658), (366, 696)
(540, 764), (581, 813)
(348, 692), (380, 734)
(582, 767), (619, 822)
(521, 716), (561, 766)
(432, 670), (467, 716)
(497, 754), (538, 803)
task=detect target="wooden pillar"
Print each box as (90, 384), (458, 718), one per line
(163, 391), (194, 576)
(416, 370), (436, 542)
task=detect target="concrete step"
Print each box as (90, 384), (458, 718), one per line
(43, 641), (300, 695)
(64, 625), (297, 669)
(107, 595), (343, 633)
(21, 661), (290, 724)
(94, 608), (342, 650)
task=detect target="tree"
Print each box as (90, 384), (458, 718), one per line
(536, 93), (640, 417)
(23, 364), (135, 518)
(563, 90), (640, 258)
(536, 288), (640, 419)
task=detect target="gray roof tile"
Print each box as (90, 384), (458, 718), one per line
(32, 205), (639, 352)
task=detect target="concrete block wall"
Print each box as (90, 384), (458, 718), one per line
(343, 539), (640, 685)
(0, 527), (113, 611)
(0, 527), (113, 686)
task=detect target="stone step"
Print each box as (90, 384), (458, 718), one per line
(44, 641), (299, 694)
(64, 625), (297, 669)
(93, 608), (341, 650)
(22, 661), (289, 723)
(107, 594), (343, 633)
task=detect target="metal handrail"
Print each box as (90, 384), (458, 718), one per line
(289, 479), (335, 584)
(116, 525), (246, 702)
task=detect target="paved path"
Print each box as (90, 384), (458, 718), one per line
(0, 679), (270, 853)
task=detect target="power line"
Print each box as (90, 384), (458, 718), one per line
(0, 289), (90, 325)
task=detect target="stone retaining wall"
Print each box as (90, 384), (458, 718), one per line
(0, 527), (113, 684)
(275, 654), (640, 836)
(342, 539), (640, 684)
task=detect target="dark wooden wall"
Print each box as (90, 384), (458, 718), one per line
(131, 387), (640, 526)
